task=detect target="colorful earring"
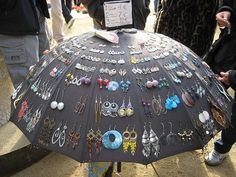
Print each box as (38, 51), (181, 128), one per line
(118, 97), (126, 117)
(122, 126), (130, 153)
(95, 129), (102, 154)
(126, 97), (134, 117)
(87, 129), (95, 158)
(130, 126), (137, 156)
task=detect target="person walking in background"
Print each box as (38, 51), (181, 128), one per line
(80, 0), (150, 30)
(51, 0), (65, 43)
(61, 0), (75, 28)
(0, 0), (50, 88)
(204, 0), (236, 166)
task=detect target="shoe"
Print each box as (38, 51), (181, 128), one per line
(67, 18), (75, 29)
(205, 150), (228, 166)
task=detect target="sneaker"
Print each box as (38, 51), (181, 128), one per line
(205, 150), (228, 166)
(67, 18), (75, 29)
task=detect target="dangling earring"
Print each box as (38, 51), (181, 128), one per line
(149, 122), (160, 157)
(122, 125), (130, 152)
(129, 126), (137, 156)
(166, 122), (179, 145)
(87, 129), (95, 158)
(50, 89), (60, 109)
(159, 122), (167, 146)
(95, 129), (102, 154)
(59, 122), (67, 147)
(72, 126), (82, 149)
(18, 98), (29, 122)
(57, 89), (65, 110)
(126, 97), (134, 117)
(52, 122), (63, 144)
(118, 97), (126, 117)
(142, 123), (151, 158)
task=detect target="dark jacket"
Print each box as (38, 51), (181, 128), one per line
(204, 0), (236, 75)
(0, 0), (49, 35)
(154, 0), (219, 57)
(80, 0), (150, 30)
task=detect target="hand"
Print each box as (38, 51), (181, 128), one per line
(217, 71), (230, 85)
(216, 11), (231, 28)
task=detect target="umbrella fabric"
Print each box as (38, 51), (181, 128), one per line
(10, 30), (233, 165)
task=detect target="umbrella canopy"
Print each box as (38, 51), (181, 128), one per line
(10, 30), (233, 165)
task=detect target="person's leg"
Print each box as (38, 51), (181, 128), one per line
(61, 0), (73, 24)
(0, 35), (39, 88)
(51, 0), (65, 42)
(65, 0), (72, 12)
(214, 126), (236, 153)
(205, 101), (236, 166)
(36, 7), (50, 58)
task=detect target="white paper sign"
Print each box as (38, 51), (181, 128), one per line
(104, 0), (132, 28)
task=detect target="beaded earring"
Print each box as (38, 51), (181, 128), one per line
(95, 129), (102, 154)
(18, 98), (29, 122)
(38, 116), (55, 146)
(122, 126), (130, 153)
(87, 129), (95, 158)
(129, 126), (137, 156)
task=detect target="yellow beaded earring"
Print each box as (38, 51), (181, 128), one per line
(129, 126), (137, 156)
(122, 126), (130, 152)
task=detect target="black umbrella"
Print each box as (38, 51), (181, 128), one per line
(10, 30), (233, 165)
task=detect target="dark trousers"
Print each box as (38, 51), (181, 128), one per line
(61, 0), (72, 24)
(215, 95), (236, 153)
(215, 126), (236, 153)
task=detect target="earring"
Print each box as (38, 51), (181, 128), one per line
(149, 122), (160, 157)
(126, 97), (134, 117)
(50, 89), (60, 109)
(38, 116), (55, 146)
(166, 122), (179, 145)
(74, 95), (88, 114)
(118, 97), (126, 117)
(57, 89), (65, 111)
(159, 123), (167, 146)
(52, 122), (63, 144)
(95, 129), (102, 154)
(142, 123), (151, 157)
(129, 126), (137, 156)
(109, 101), (119, 117)
(23, 105), (33, 123)
(122, 126), (130, 152)
(145, 78), (153, 89)
(84, 76), (92, 85)
(97, 77), (103, 89)
(18, 99), (28, 122)
(87, 129), (95, 158)
(95, 96), (102, 122)
(58, 122), (67, 147)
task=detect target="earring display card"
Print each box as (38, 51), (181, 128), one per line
(10, 30), (233, 165)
